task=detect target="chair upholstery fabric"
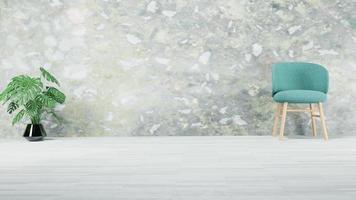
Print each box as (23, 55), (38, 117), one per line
(272, 62), (328, 103)
(273, 90), (326, 103)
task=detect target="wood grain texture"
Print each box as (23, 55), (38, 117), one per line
(1, 136), (356, 200)
(272, 104), (280, 137)
(318, 103), (329, 140)
(310, 104), (317, 137)
(279, 103), (288, 139)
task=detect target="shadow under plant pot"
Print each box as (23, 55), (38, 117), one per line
(23, 124), (47, 141)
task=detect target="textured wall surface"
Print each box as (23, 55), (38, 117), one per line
(0, 0), (355, 137)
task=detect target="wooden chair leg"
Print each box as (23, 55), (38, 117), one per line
(318, 103), (329, 141)
(279, 102), (288, 139)
(310, 104), (317, 137)
(272, 103), (281, 137)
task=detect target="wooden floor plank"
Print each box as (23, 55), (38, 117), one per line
(0, 136), (356, 200)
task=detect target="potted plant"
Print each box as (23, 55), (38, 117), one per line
(0, 68), (66, 141)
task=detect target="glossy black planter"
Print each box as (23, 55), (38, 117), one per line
(23, 124), (47, 141)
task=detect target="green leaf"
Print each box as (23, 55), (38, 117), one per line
(25, 100), (42, 117)
(7, 102), (19, 114)
(0, 92), (4, 102)
(0, 84), (16, 104)
(40, 67), (60, 86)
(2, 75), (43, 105)
(46, 87), (66, 104)
(1, 69), (64, 126)
(12, 109), (25, 125)
(36, 93), (56, 108)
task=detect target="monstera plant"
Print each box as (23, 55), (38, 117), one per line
(0, 68), (65, 141)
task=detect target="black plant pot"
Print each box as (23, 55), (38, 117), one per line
(23, 124), (47, 141)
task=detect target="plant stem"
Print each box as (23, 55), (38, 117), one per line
(31, 115), (41, 124)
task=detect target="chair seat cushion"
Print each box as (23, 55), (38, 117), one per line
(273, 90), (326, 103)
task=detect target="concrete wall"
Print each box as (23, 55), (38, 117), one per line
(0, 0), (355, 137)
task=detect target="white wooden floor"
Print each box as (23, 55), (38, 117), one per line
(1, 136), (356, 200)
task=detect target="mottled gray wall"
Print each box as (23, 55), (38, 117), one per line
(0, 0), (355, 137)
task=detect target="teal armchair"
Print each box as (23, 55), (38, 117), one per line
(271, 62), (329, 140)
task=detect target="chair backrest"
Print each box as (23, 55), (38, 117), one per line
(272, 62), (329, 96)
